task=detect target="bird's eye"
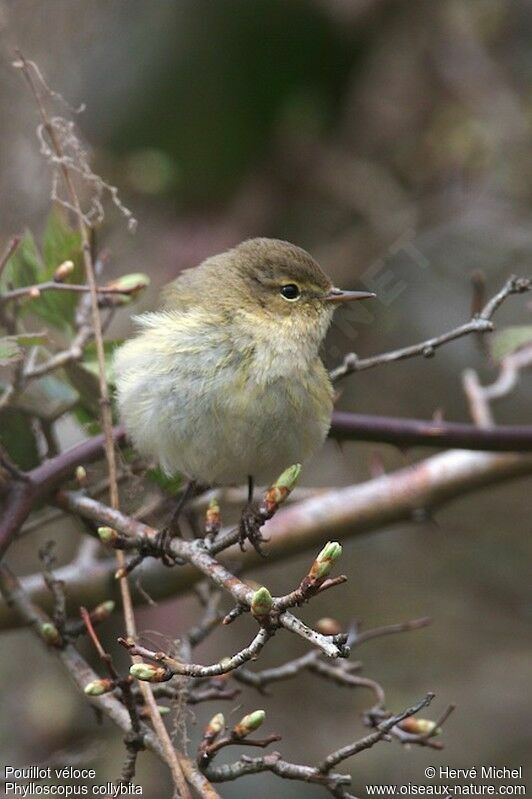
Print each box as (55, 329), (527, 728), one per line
(280, 283), (300, 301)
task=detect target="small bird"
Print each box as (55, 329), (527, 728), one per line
(113, 238), (374, 547)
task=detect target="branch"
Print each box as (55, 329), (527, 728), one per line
(119, 628), (271, 679)
(0, 426), (127, 559)
(318, 693), (435, 772)
(330, 412), (532, 452)
(330, 275), (530, 382)
(16, 52), (190, 798)
(2, 447), (531, 630)
(0, 562), (220, 798)
(0, 280), (140, 304)
(0, 235), (21, 278)
(203, 752), (351, 794)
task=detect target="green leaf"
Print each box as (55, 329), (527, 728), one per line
(1, 212), (84, 331)
(0, 333), (48, 366)
(0, 229), (42, 290)
(64, 341), (122, 421)
(0, 408), (40, 469)
(491, 326), (532, 363)
(18, 373), (77, 419)
(0, 337), (21, 366)
(32, 210), (84, 330)
(81, 339), (123, 384)
(42, 208), (81, 271)
(104, 273), (150, 295)
(146, 467), (183, 495)
(64, 361), (101, 417)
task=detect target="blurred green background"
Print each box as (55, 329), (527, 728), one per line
(0, 1), (530, 796)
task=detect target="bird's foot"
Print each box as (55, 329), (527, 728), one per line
(153, 526), (185, 567)
(239, 503), (268, 556)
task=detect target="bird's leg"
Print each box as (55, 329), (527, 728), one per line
(156, 480), (197, 565)
(239, 475), (268, 556)
(168, 480), (197, 537)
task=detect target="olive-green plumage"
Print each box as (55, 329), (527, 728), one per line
(113, 238), (373, 485)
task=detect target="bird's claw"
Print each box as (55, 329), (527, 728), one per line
(153, 527), (185, 567)
(239, 503), (268, 557)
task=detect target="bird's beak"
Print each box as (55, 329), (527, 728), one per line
(324, 287), (376, 304)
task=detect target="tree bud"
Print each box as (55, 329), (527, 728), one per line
(205, 498), (221, 536)
(90, 600), (115, 623)
(205, 712), (225, 740)
(233, 709), (265, 738)
(40, 622), (61, 646)
(98, 526), (119, 545)
(129, 663), (169, 682)
(309, 541), (342, 581)
(75, 465), (87, 484)
(262, 464), (301, 514)
(84, 678), (115, 696)
(399, 717), (440, 736)
(251, 587), (273, 618)
(103, 273), (150, 295)
(315, 617), (342, 636)
(54, 260), (74, 282)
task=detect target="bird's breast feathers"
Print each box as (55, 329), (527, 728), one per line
(113, 308), (333, 483)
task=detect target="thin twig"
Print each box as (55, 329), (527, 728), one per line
(330, 275), (530, 382)
(0, 235), (21, 278)
(0, 281), (136, 303)
(119, 628), (272, 678)
(15, 52), (191, 799)
(318, 693), (435, 772)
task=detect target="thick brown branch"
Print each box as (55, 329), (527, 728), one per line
(0, 426), (127, 559)
(2, 447), (531, 630)
(330, 412), (532, 452)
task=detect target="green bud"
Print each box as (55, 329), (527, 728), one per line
(104, 273), (150, 295)
(84, 678), (114, 696)
(399, 717), (441, 736)
(310, 541), (342, 580)
(262, 464), (302, 514)
(130, 663), (168, 682)
(97, 526), (118, 545)
(75, 465), (87, 484)
(40, 622), (61, 646)
(157, 705), (170, 716)
(206, 712), (225, 736)
(234, 709), (265, 738)
(274, 464), (302, 491)
(251, 587), (273, 617)
(90, 600), (115, 623)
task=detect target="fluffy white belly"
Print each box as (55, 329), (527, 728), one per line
(116, 361), (332, 485)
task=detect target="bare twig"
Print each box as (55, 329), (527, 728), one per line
(330, 276), (530, 382)
(0, 281), (138, 304)
(0, 235), (21, 278)
(349, 616), (431, 647)
(318, 693), (435, 772)
(15, 52), (190, 798)
(203, 752), (351, 794)
(119, 628), (272, 679)
(0, 563), (218, 796)
(463, 343), (532, 427)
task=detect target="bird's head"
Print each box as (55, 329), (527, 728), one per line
(163, 238), (375, 349)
